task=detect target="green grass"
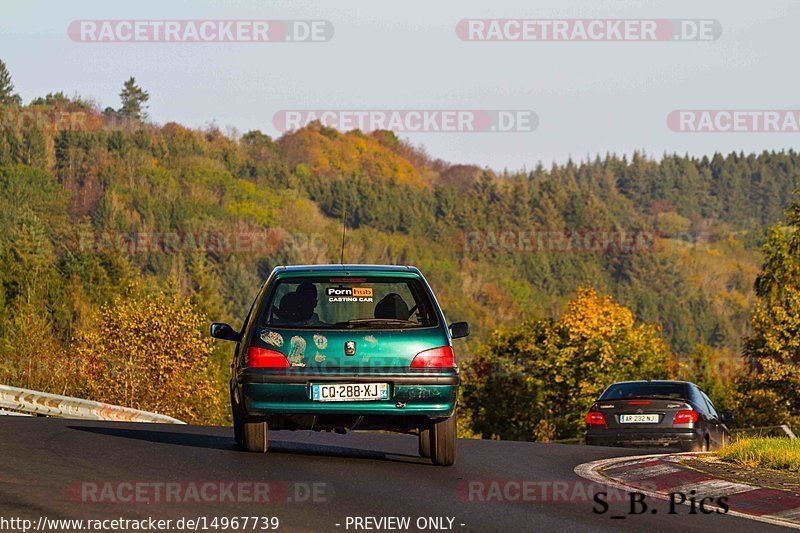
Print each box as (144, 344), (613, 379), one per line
(717, 437), (800, 472)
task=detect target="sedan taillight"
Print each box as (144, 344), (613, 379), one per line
(586, 411), (606, 426)
(247, 346), (289, 368)
(673, 409), (699, 425)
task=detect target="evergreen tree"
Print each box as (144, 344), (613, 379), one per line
(0, 59), (21, 105)
(119, 77), (150, 121)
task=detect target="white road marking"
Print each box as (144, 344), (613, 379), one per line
(774, 509), (800, 522)
(611, 464), (682, 480)
(603, 456), (665, 470)
(669, 479), (756, 498)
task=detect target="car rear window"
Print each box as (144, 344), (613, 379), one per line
(259, 276), (439, 330)
(599, 382), (688, 400)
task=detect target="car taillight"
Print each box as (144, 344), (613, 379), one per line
(673, 409), (699, 424)
(410, 346), (456, 369)
(586, 411), (606, 426)
(247, 346), (289, 368)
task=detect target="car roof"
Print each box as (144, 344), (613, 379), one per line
(271, 264), (424, 280)
(609, 380), (695, 387)
(277, 264), (418, 273)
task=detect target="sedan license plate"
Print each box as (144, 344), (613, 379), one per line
(620, 414), (659, 424)
(312, 383), (389, 402)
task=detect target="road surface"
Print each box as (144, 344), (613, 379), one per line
(0, 417), (786, 532)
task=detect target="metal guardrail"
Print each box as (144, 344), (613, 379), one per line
(0, 384), (185, 424)
(0, 408), (31, 416)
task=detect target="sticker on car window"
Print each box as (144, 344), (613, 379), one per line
(326, 287), (374, 303)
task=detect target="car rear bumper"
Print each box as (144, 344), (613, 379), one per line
(238, 370), (458, 418)
(585, 428), (702, 448)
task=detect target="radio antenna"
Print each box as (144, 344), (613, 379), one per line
(339, 195), (347, 265)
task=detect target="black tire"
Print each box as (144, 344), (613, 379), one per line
(430, 413), (457, 466)
(680, 435), (709, 453)
(243, 418), (269, 453)
(231, 387), (243, 446)
(419, 426), (431, 458)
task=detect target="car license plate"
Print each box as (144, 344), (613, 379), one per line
(620, 414), (659, 423)
(312, 383), (389, 402)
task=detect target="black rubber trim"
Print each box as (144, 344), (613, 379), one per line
(238, 371), (459, 386)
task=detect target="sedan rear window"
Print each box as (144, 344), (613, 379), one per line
(599, 382), (688, 400)
(259, 276), (439, 329)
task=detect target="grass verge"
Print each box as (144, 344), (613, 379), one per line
(717, 437), (800, 472)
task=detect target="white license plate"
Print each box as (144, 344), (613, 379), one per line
(620, 414), (660, 424)
(311, 383), (389, 402)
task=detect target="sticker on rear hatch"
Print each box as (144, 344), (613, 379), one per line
(313, 334), (328, 350)
(326, 287), (374, 303)
(260, 329), (284, 347)
(288, 336), (306, 366)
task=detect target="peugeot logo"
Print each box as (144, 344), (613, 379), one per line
(636, 409), (644, 414)
(344, 341), (356, 356)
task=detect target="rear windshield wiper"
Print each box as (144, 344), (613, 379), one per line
(333, 318), (419, 329)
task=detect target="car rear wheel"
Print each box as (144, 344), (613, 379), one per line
(681, 435), (709, 453)
(419, 426), (431, 458)
(430, 413), (457, 466)
(243, 418), (269, 453)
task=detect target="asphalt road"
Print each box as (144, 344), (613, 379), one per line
(0, 417), (787, 532)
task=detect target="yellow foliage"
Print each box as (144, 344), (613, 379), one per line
(461, 286), (673, 441)
(74, 288), (222, 424)
(561, 287), (635, 342)
(278, 122), (425, 187)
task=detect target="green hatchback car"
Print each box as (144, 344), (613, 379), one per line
(210, 264), (468, 466)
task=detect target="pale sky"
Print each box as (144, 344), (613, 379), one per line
(2, 0), (798, 169)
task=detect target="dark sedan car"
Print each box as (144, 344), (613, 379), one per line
(584, 380), (733, 451)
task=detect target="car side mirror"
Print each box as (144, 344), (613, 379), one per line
(210, 323), (242, 342)
(449, 321), (469, 339)
(720, 412), (734, 424)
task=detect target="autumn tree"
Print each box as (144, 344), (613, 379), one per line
(74, 288), (222, 423)
(461, 288), (672, 441)
(736, 204), (800, 428)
